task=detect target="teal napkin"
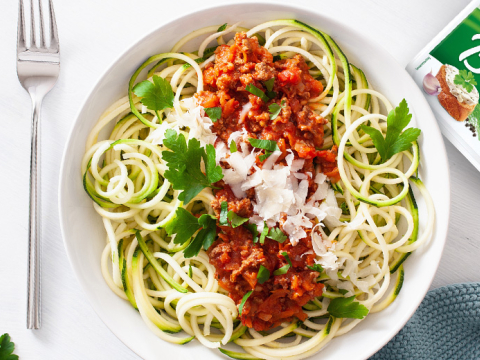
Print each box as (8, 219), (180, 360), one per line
(370, 283), (480, 360)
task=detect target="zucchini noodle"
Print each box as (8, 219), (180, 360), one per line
(81, 20), (435, 359)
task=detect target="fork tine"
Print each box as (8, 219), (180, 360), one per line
(37, 0), (45, 48)
(17, 0), (27, 50)
(48, 0), (59, 51)
(29, 0), (36, 49)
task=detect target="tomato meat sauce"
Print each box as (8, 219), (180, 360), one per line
(198, 32), (337, 331)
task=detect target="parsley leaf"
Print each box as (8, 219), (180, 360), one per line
(133, 75), (174, 112)
(165, 209), (217, 258)
(204, 144), (224, 183)
(165, 207), (201, 245)
(274, 264), (290, 275)
(338, 289), (349, 295)
(259, 222), (269, 244)
(269, 100), (286, 120)
(281, 251), (293, 267)
(259, 151), (272, 162)
(245, 83), (270, 103)
(307, 264), (324, 273)
(184, 214), (217, 257)
(327, 296), (369, 319)
(273, 252), (292, 275)
(248, 138), (280, 152)
(239, 290), (253, 315)
(257, 265), (270, 284)
(230, 140), (237, 153)
(0, 334), (18, 360)
(454, 69), (477, 93)
(264, 78), (275, 92)
(217, 23), (227, 32)
(264, 78), (277, 99)
(162, 129), (223, 204)
(227, 211), (249, 228)
(204, 107), (222, 122)
(219, 201), (229, 226)
(245, 223), (259, 242)
(360, 99), (421, 162)
(267, 227), (287, 243)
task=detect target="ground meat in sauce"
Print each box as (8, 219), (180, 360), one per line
(200, 32), (336, 331)
(209, 187), (324, 331)
(196, 32), (335, 162)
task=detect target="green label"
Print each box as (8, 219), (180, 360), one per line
(431, 8), (480, 85)
(430, 7), (480, 136)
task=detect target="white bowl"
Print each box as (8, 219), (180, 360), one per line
(59, 2), (450, 359)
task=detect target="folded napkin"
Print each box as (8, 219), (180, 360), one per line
(370, 283), (480, 360)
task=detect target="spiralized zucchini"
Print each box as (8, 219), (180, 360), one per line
(82, 20), (435, 359)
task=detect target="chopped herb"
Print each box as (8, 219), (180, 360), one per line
(272, 55), (282, 62)
(338, 289), (349, 295)
(257, 265), (270, 284)
(259, 151), (272, 162)
(454, 69), (477, 93)
(259, 222), (269, 244)
(204, 107), (222, 122)
(217, 23), (227, 32)
(230, 140), (237, 153)
(360, 99), (421, 162)
(219, 201), (229, 226)
(162, 129), (223, 204)
(267, 227), (287, 243)
(269, 100), (286, 120)
(264, 78), (275, 92)
(264, 78), (277, 98)
(0, 333), (18, 360)
(281, 251), (293, 267)
(227, 211), (249, 228)
(327, 296), (369, 319)
(248, 138), (280, 152)
(307, 264), (324, 273)
(239, 290), (253, 315)
(245, 223), (259, 242)
(133, 75), (174, 112)
(273, 264), (290, 275)
(245, 83), (270, 103)
(273, 252), (292, 275)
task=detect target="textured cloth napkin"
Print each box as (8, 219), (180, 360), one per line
(370, 283), (480, 360)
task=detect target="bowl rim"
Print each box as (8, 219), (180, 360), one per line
(58, 1), (451, 359)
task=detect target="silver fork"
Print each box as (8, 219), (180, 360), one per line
(17, 0), (60, 330)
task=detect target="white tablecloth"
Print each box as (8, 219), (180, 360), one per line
(1, 0), (479, 358)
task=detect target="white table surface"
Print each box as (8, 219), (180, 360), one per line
(1, 0), (479, 358)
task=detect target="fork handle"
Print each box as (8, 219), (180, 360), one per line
(27, 96), (42, 330)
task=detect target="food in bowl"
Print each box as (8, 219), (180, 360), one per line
(81, 20), (434, 359)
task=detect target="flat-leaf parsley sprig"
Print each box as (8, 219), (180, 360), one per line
(162, 129), (223, 204)
(454, 69), (477, 93)
(165, 208), (217, 258)
(0, 333), (18, 360)
(133, 75), (174, 120)
(361, 99), (420, 163)
(327, 296), (369, 319)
